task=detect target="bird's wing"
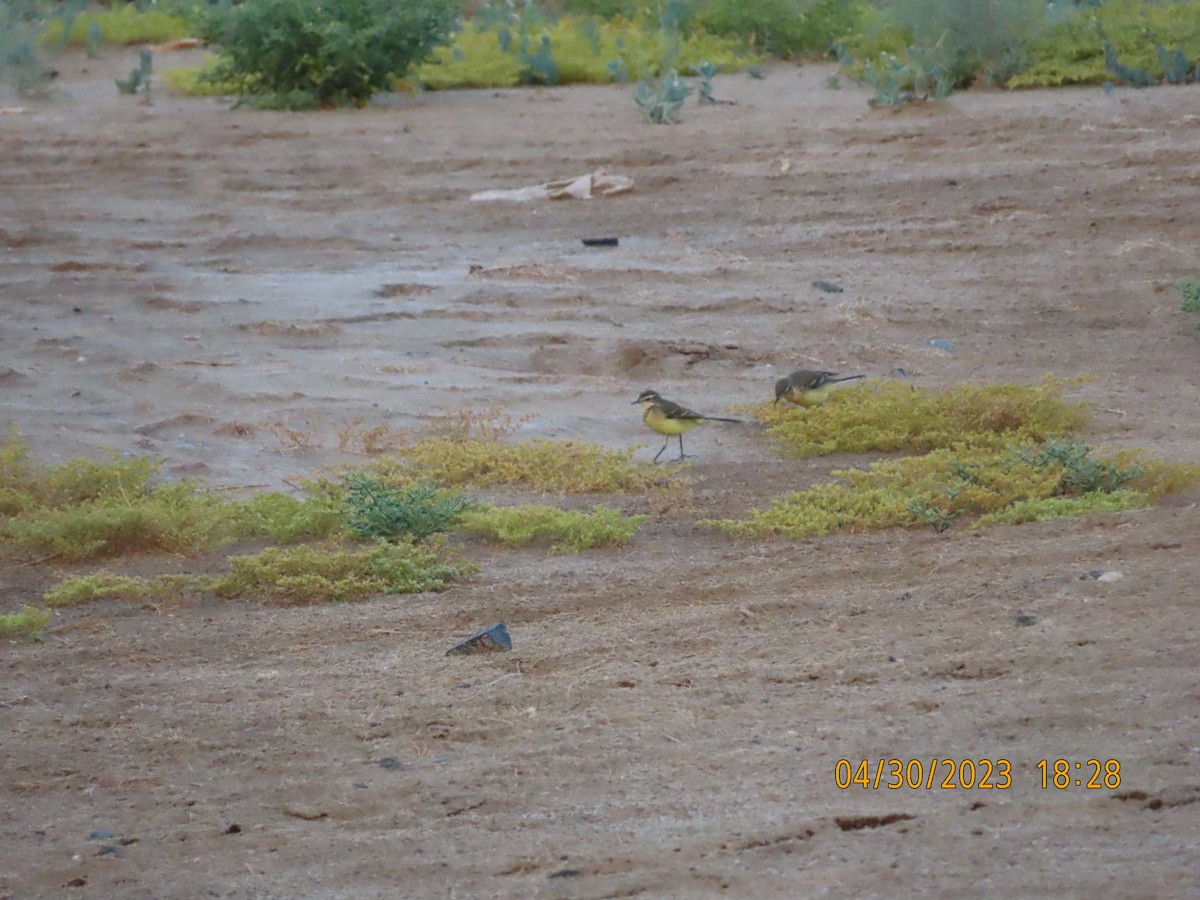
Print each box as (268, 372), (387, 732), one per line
(792, 370), (837, 390)
(657, 399), (706, 421)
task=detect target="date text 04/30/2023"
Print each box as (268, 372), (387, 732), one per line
(834, 759), (1122, 790)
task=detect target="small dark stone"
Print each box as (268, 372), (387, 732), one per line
(378, 757), (404, 770)
(811, 279), (844, 293)
(223, 823), (242, 835)
(353, 782), (368, 789)
(548, 869), (584, 879)
(1014, 614), (1039, 627)
(946, 179), (959, 186)
(924, 338), (955, 353)
(446, 623), (512, 656)
(581, 237), (619, 247)
(96, 845), (121, 857)
(65, 877), (87, 888)
(1081, 570), (1103, 581)
(89, 830), (114, 840)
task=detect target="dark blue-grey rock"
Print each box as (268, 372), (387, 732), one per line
(924, 338), (955, 353)
(446, 623), (512, 656)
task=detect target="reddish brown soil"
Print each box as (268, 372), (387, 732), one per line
(2, 49), (1199, 899)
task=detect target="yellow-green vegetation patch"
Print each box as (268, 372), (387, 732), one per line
(417, 16), (753, 90)
(707, 439), (1198, 539)
(41, 571), (211, 608)
(0, 606), (51, 638)
(233, 487), (344, 544)
(214, 540), (470, 605)
(752, 378), (1091, 459)
(0, 441), (235, 561)
(458, 504), (646, 553)
(160, 57), (243, 97)
(1008, 0), (1200, 88)
(365, 437), (662, 493)
(41, 6), (192, 47)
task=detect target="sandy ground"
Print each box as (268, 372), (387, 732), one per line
(2, 48), (1200, 899)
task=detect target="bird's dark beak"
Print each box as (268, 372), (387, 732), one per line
(631, 398), (640, 404)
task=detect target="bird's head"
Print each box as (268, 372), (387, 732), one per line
(773, 377), (791, 405)
(634, 389), (661, 408)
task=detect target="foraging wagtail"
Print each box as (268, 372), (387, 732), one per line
(633, 389), (742, 462)
(773, 369), (865, 407)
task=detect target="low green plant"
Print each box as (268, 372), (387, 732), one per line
(40, 4), (191, 47)
(752, 378), (1092, 459)
(194, 0), (459, 109)
(116, 48), (153, 98)
(0, 605), (51, 638)
(690, 58), (720, 102)
(859, 47), (952, 106)
(1175, 278), (1200, 322)
(1, 0), (56, 96)
(43, 570), (149, 606)
(1019, 438), (1142, 495)
(458, 504), (646, 552)
(634, 66), (691, 121)
(343, 475), (474, 542)
(214, 539), (468, 605)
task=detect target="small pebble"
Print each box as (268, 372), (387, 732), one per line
(811, 279), (844, 293)
(1014, 613), (1039, 627)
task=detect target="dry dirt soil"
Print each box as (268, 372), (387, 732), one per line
(2, 49), (1200, 899)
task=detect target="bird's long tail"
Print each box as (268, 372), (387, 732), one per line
(833, 374), (866, 384)
(703, 416), (744, 423)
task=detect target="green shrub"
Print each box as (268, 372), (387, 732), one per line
(214, 540), (468, 604)
(976, 490), (1147, 527)
(343, 475), (475, 541)
(195, 0), (460, 108)
(634, 66), (691, 121)
(1175, 278), (1200, 321)
(0, 605), (52, 638)
(458, 504), (646, 552)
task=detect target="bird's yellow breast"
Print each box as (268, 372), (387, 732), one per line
(783, 382), (841, 407)
(642, 405), (701, 435)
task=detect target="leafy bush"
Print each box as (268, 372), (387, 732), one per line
(0, 605), (51, 638)
(214, 540), (468, 605)
(343, 475), (474, 541)
(458, 504), (646, 552)
(195, 0), (460, 108)
(883, 0), (1047, 86)
(751, 378), (1092, 459)
(1008, 0), (1200, 88)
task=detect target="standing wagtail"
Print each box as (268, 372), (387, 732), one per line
(773, 369), (865, 407)
(633, 389), (742, 462)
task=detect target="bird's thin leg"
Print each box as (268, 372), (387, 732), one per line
(653, 438), (669, 463)
(677, 434), (686, 460)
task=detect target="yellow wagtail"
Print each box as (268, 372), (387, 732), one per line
(633, 389), (742, 462)
(773, 369), (865, 407)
